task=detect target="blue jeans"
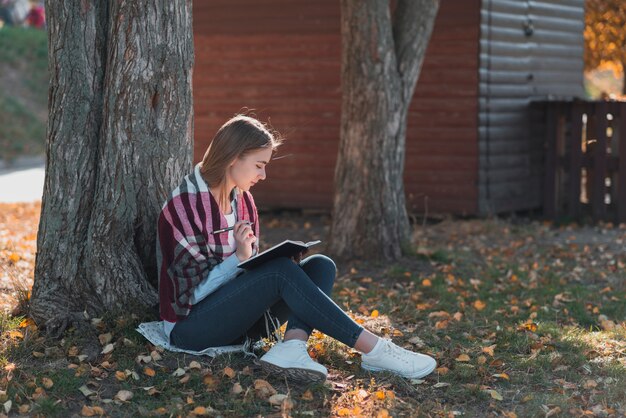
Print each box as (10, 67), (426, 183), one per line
(170, 255), (364, 351)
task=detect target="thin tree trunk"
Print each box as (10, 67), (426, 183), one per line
(622, 61), (626, 95)
(30, 0), (194, 335)
(329, 0), (439, 260)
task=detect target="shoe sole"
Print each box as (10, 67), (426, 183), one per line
(259, 360), (327, 383)
(361, 361), (437, 379)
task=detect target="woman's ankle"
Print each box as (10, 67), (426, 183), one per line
(354, 329), (379, 354)
(284, 328), (309, 342)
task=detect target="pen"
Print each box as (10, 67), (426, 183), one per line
(211, 221), (251, 235)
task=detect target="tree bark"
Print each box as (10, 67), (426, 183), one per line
(329, 0), (439, 260)
(30, 0), (194, 335)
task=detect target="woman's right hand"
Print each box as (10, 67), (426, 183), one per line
(234, 220), (256, 261)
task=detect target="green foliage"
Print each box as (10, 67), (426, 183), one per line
(0, 26), (48, 160)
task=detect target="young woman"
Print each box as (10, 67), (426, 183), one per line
(157, 115), (437, 382)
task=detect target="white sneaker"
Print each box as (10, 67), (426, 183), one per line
(361, 338), (437, 379)
(259, 340), (328, 382)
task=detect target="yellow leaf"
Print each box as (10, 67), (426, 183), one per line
(18, 318), (36, 329)
(493, 373), (510, 380)
(81, 405), (96, 417)
(192, 406), (209, 416)
(473, 300), (486, 311)
(371, 310), (379, 318)
(453, 312), (463, 321)
(7, 330), (23, 339)
(456, 354), (470, 362)
(376, 409), (390, 418)
(8, 253), (20, 263)
(519, 322), (538, 332)
(422, 279), (432, 287)
(115, 371), (126, 381)
(487, 389), (503, 400)
(583, 379), (597, 389)
(223, 367), (236, 378)
(375, 390), (385, 400)
(144, 367), (156, 377)
(435, 320), (449, 329)
(41, 377), (54, 389)
(392, 329), (403, 336)
(337, 407), (351, 416)
(436, 367), (449, 375)
(477, 355), (487, 364)
(482, 344), (497, 357)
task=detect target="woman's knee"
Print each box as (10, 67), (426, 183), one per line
(301, 254), (337, 275)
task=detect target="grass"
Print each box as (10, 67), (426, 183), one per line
(1, 217), (625, 416)
(0, 26), (48, 161)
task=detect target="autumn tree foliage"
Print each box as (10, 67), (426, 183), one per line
(30, 1), (194, 335)
(329, 0), (439, 260)
(584, 0), (626, 94)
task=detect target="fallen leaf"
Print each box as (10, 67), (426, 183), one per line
(433, 382), (450, 388)
(583, 379), (597, 389)
(268, 393), (288, 405)
(231, 382), (243, 395)
(144, 367), (156, 377)
(41, 377), (54, 389)
(375, 390), (385, 400)
(301, 389), (314, 400)
(114, 390), (133, 402)
(3, 400), (11, 414)
(482, 344), (497, 357)
(188, 361), (202, 370)
(98, 333), (112, 345)
(473, 300), (486, 311)
(254, 379), (277, 398)
(487, 389), (503, 400)
(422, 279), (432, 287)
(223, 367), (236, 378)
(79, 385), (96, 397)
(493, 373), (510, 380)
(436, 367), (449, 375)
(101, 343), (114, 355)
(192, 406), (210, 416)
(172, 368), (186, 377)
(456, 354), (470, 362)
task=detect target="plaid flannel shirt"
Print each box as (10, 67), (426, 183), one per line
(157, 164), (259, 322)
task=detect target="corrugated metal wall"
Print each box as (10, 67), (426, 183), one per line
(193, 0), (480, 215)
(478, 0), (585, 215)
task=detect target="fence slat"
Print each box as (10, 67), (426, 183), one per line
(567, 102), (582, 219)
(618, 104), (626, 223)
(543, 102), (557, 219)
(592, 102), (608, 221)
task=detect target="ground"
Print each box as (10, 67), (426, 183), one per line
(1, 203), (625, 417)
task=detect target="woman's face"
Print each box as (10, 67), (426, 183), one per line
(228, 147), (273, 192)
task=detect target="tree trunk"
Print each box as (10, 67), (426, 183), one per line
(329, 0), (439, 260)
(622, 61), (626, 96)
(30, 0), (194, 335)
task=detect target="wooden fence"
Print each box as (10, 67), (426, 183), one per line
(538, 100), (626, 224)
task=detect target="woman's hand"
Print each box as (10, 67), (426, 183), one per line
(234, 220), (256, 262)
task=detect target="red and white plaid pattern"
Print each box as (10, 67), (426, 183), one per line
(157, 164), (259, 322)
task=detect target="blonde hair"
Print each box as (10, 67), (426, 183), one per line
(200, 115), (282, 207)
